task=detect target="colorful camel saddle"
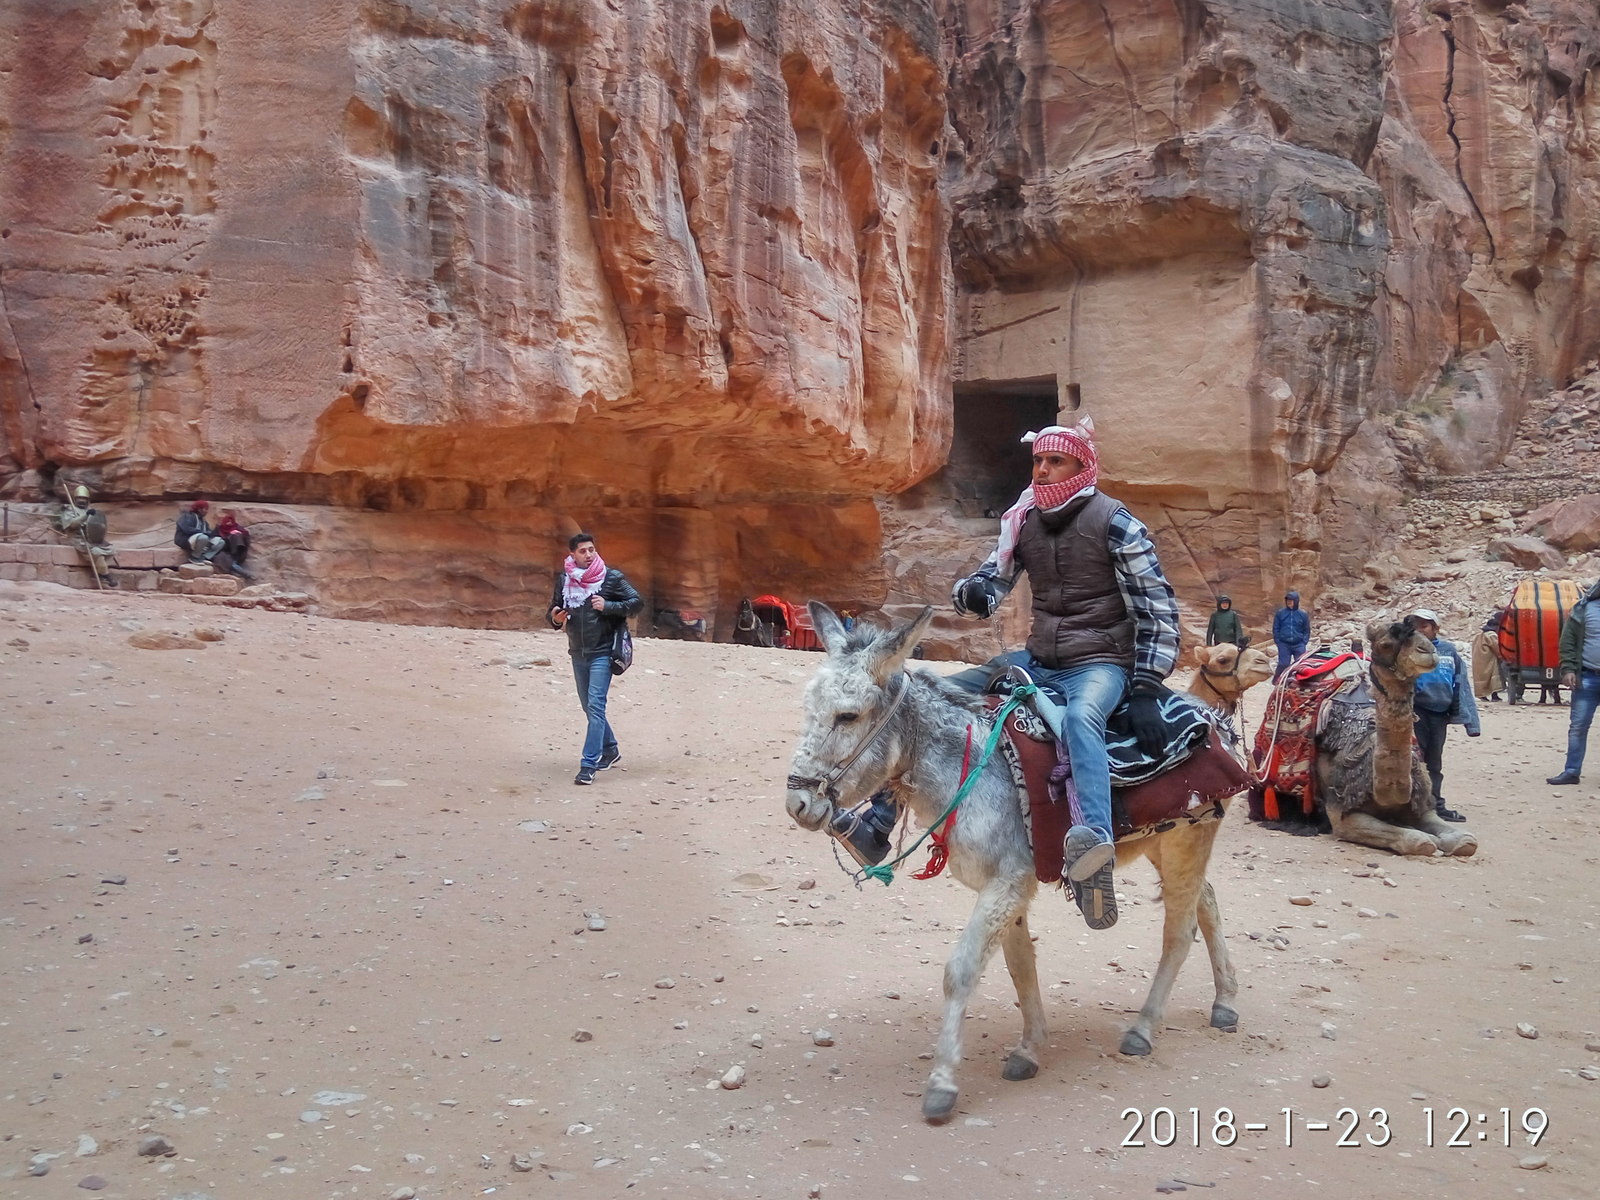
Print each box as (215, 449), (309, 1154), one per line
(987, 693), (1250, 885)
(1249, 652), (1366, 822)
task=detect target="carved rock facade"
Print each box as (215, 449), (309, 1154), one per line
(913, 0), (1600, 656)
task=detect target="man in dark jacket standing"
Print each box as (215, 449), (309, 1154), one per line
(1272, 591), (1311, 680)
(952, 419), (1181, 932)
(1547, 578), (1600, 785)
(547, 532), (642, 785)
(1206, 595), (1244, 646)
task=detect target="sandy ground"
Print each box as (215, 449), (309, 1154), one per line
(2, 580), (1598, 1200)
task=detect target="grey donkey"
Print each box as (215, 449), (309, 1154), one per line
(784, 603), (1241, 1123)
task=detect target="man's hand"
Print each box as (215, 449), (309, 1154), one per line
(1127, 681), (1167, 758)
(550, 607), (567, 628)
(588, 595), (606, 612)
(957, 576), (995, 619)
(1562, 670), (1577, 689)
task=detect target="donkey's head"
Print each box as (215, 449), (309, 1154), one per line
(784, 602), (934, 831)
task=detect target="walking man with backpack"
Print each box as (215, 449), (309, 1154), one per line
(547, 532), (642, 785)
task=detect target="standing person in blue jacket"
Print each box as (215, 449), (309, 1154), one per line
(1408, 608), (1480, 822)
(1272, 590), (1311, 679)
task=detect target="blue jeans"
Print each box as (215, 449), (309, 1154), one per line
(571, 653), (618, 770)
(1275, 641), (1306, 680)
(949, 652), (1127, 843)
(1564, 669), (1600, 775)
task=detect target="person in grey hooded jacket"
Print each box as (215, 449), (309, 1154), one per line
(1408, 608), (1480, 821)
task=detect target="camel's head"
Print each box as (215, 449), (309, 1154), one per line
(784, 603), (934, 832)
(1367, 616), (1438, 682)
(1195, 641), (1274, 698)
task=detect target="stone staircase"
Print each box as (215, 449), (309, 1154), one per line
(0, 537), (188, 590)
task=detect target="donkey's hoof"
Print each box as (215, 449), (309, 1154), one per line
(922, 1087), (960, 1124)
(1119, 1029), (1153, 1057)
(1210, 1003), (1239, 1032)
(1001, 1051), (1039, 1081)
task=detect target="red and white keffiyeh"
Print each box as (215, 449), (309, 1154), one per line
(993, 418), (1099, 577)
(562, 552), (608, 608)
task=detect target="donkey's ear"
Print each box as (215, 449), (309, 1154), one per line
(869, 606), (934, 683)
(809, 602), (848, 654)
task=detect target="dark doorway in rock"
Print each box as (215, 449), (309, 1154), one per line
(944, 377), (1061, 518)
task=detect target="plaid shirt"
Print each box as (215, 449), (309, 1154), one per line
(957, 496), (1181, 686)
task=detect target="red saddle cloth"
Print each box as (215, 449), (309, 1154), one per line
(1250, 653), (1363, 821)
(992, 704), (1248, 884)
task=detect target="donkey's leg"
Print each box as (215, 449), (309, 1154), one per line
(1194, 879), (1240, 1032)
(924, 876), (1027, 1123)
(1120, 829), (1211, 1057)
(998, 899), (1047, 1082)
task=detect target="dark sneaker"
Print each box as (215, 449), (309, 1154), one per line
(1434, 803), (1467, 823)
(597, 748), (621, 771)
(1063, 826), (1118, 931)
(574, 768), (596, 785)
(1546, 771), (1580, 785)
(830, 794), (899, 868)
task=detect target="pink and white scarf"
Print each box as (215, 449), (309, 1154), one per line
(562, 552), (608, 608)
(993, 419), (1100, 577)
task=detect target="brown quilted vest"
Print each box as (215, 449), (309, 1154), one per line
(1018, 490), (1136, 670)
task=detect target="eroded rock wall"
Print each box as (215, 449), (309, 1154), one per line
(914, 0), (1600, 657)
(3, 1), (1598, 648)
(0, 0), (948, 626)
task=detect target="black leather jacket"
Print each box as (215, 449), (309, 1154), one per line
(547, 568), (642, 657)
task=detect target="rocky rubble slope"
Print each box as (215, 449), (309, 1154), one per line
(1314, 361), (1600, 645)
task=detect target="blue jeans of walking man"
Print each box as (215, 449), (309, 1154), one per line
(1561, 669), (1600, 777)
(571, 653), (619, 771)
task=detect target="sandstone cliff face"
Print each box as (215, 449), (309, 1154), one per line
(0, 0), (947, 626)
(912, 0), (1600, 657)
(3, 1), (1598, 650)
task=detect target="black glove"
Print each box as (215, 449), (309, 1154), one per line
(957, 576), (995, 618)
(1127, 681), (1168, 758)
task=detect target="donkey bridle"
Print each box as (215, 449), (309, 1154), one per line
(786, 674), (909, 803)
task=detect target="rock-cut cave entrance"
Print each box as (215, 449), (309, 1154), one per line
(944, 377), (1064, 517)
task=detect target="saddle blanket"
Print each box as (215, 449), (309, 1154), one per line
(989, 699), (1250, 884)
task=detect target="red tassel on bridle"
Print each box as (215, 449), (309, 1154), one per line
(913, 724), (973, 880)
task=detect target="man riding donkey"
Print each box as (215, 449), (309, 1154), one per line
(938, 418), (1182, 931)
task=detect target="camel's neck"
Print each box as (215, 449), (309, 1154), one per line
(1370, 662), (1415, 808)
(1188, 672), (1237, 718)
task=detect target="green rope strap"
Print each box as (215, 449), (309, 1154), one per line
(859, 684), (1035, 886)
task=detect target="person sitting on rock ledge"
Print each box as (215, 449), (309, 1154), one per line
(54, 483), (117, 588)
(215, 510), (253, 579)
(174, 499), (250, 577)
(175, 498), (224, 565)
